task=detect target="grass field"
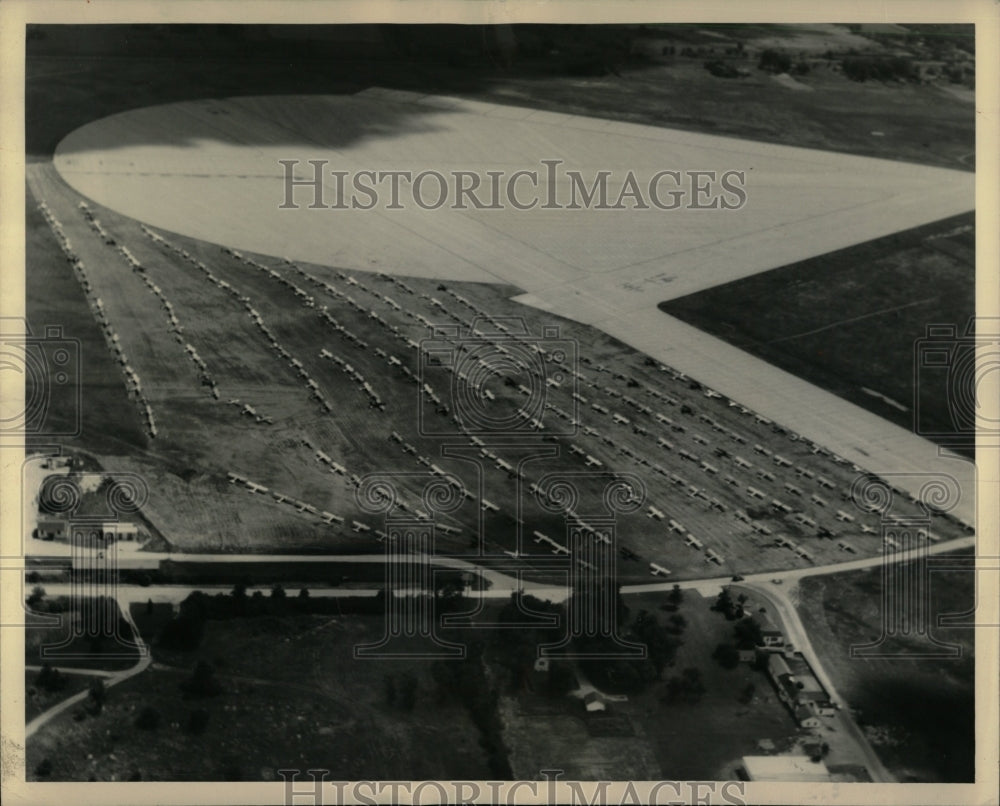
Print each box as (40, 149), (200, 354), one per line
(25, 670), (106, 724)
(24, 161), (970, 579)
(660, 212), (976, 460)
(498, 590), (813, 779)
(796, 551), (975, 782)
(25, 604), (140, 673)
(26, 612), (494, 781)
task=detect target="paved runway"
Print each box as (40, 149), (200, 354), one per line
(52, 89), (977, 524)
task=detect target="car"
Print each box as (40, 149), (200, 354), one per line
(771, 578), (783, 585)
(731, 574), (745, 582)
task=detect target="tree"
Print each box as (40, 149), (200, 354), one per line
(27, 585), (46, 608)
(87, 678), (106, 714)
(668, 613), (687, 634)
(758, 49), (792, 73)
(36, 664), (67, 693)
(668, 584), (684, 606)
(271, 584), (286, 600)
(135, 706), (161, 730)
(712, 643), (740, 669)
(738, 682), (756, 704)
(546, 662), (577, 697)
(182, 660), (222, 698)
(733, 616), (764, 649)
(397, 672), (418, 711)
(186, 708), (210, 735)
(297, 587), (310, 600)
(632, 610), (681, 679)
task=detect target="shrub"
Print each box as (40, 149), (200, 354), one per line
(186, 708), (210, 735)
(135, 706), (161, 731)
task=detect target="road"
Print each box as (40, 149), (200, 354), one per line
(735, 580), (895, 783)
(24, 593), (151, 739)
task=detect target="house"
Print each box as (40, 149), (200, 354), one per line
(757, 610), (785, 648)
(740, 755), (832, 782)
(795, 705), (822, 728)
(35, 517), (68, 540)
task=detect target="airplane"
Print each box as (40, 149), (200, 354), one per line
(657, 437), (673, 450)
(647, 506), (665, 521)
(438, 524), (462, 535)
(649, 562), (671, 577)
(668, 519), (686, 533)
(481, 499), (499, 513)
(860, 524), (877, 535)
(569, 445), (586, 456)
(321, 511), (344, 524)
(584, 455), (603, 468)
(550, 543), (570, 556)
(246, 481), (268, 494)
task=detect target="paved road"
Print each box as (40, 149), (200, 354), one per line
(24, 593), (151, 739)
(736, 580), (895, 783)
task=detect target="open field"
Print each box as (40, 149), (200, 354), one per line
(661, 212), (976, 458)
(25, 605), (140, 673)
(501, 590), (807, 780)
(796, 551), (975, 782)
(26, 612), (494, 781)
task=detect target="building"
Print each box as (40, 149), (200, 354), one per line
(768, 653), (834, 725)
(740, 755), (832, 782)
(583, 691), (607, 713)
(68, 521), (140, 546)
(35, 517), (68, 540)
(757, 609), (785, 648)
